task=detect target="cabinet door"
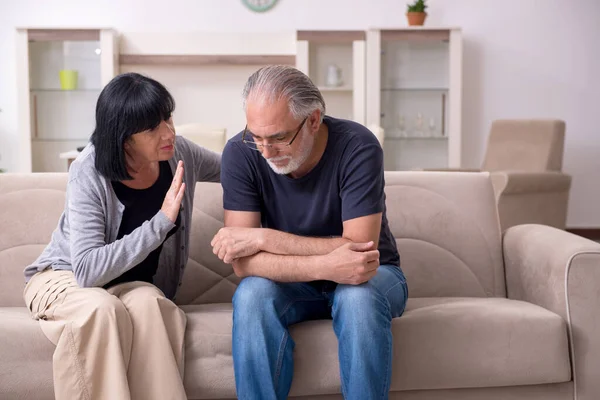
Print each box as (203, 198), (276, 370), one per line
(367, 29), (462, 170)
(18, 29), (118, 172)
(28, 37), (102, 141)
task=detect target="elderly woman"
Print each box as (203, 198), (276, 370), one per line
(22, 72), (220, 400)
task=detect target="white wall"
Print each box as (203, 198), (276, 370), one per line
(1, 0), (599, 227)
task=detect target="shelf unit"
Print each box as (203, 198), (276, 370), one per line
(366, 27), (462, 171)
(14, 28), (463, 173)
(16, 28), (118, 172)
(118, 32), (297, 141)
(296, 30), (366, 124)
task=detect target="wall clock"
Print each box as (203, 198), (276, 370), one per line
(242, 0), (279, 13)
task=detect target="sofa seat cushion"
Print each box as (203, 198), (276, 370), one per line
(0, 307), (55, 400)
(182, 297), (571, 399)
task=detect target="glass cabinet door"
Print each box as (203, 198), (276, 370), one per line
(17, 29), (117, 173)
(29, 37), (101, 172)
(367, 29), (462, 171)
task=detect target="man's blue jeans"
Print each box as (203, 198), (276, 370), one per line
(232, 265), (408, 400)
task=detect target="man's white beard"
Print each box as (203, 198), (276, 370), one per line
(265, 134), (314, 175)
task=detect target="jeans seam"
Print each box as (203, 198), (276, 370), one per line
(273, 330), (288, 396)
(382, 277), (406, 296)
(384, 282), (400, 296)
(381, 328), (391, 400)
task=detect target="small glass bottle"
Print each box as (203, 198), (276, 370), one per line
(398, 114), (406, 137)
(428, 117), (436, 137)
(414, 113), (424, 137)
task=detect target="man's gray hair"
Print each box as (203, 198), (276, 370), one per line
(242, 65), (326, 122)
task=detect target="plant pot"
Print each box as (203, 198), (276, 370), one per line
(406, 12), (427, 26)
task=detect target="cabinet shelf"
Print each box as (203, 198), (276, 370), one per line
(30, 88), (101, 93)
(381, 87), (448, 92)
(318, 85), (353, 92)
(31, 138), (89, 143)
(119, 54), (295, 66)
(385, 135), (448, 141)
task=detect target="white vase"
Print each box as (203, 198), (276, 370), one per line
(325, 64), (343, 87)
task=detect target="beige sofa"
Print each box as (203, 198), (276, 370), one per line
(1, 171), (599, 400)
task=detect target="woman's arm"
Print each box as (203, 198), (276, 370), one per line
(67, 171), (177, 288)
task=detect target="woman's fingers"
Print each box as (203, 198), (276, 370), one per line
(170, 160), (184, 191)
(175, 160), (184, 188)
(161, 162), (186, 223)
(175, 182), (186, 204)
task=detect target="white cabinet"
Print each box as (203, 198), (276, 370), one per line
(118, 31), (297, 141)
(366, 28), (462, 170)
(16, 29), (118, 172)
(296, 31), (366, 124)
(14, 28), (462, 173)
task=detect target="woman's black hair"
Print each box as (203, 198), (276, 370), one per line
(90, 72), (175, 181)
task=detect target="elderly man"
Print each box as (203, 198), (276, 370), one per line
(211, 65), (408, 400)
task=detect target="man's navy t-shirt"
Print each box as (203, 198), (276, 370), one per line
(220, 115), (400, 268)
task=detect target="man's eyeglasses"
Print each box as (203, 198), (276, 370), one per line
(242, 117), (308, 152)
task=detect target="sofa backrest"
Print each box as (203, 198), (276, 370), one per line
(0, 171), (506, 307)
(482, 119), (566, 173)
(177, 171), (506, 304)
(383, 172), (505, 298)
(0, 173), (70, 306)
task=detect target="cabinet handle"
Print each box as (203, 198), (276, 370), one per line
(33, 95), (39, 139)
(441, 93), (446, 136)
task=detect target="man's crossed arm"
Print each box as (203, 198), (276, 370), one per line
(210, 210), (382, 285)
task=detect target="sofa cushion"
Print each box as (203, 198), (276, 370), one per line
(181, 297), (570, 398)
(0, 308), (55, 400)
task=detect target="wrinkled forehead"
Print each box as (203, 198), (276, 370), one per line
(245, 97), (296, 138)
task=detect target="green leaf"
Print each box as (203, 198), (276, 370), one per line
(407, 0), (427, 12)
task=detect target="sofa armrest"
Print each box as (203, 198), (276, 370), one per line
(504, 224), (600, 399)
(491, 172), (571, 230)
(490, 171), (571, 196)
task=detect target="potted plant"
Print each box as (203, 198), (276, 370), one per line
(406, 0), (428, 26)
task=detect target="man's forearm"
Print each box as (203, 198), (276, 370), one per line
(232, 251), (325, 282)
(259, 229), (349, 256)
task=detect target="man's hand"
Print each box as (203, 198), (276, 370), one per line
(211, 227), (264, 264)
(320, 241), (380, 285)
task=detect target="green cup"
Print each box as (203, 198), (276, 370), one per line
(59, 70), (78, 90)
